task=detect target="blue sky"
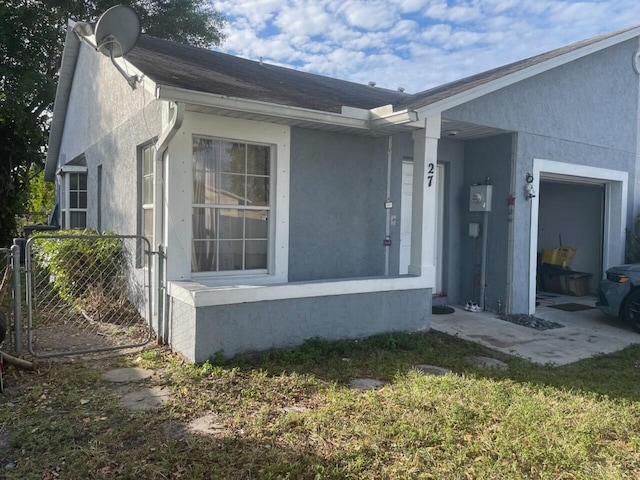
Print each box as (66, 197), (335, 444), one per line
(212, 0), (640, 93)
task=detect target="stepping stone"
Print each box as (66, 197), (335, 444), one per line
(101, 367), (154, 383)
(119, 387), (170, 411)
(283, 405), (309, 413)
(187, 414), (227, 435)
(415, 365), (452, 376)
(349, 378), (385, 390)
(465, 356), (509, 370)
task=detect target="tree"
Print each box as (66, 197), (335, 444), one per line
(0, 0), (225, 245)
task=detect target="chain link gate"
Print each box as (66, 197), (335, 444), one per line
(25, 234), (153, 358)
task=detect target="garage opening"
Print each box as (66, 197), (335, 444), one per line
(537, 179), (604, 298)
(528, 159), (628, 314)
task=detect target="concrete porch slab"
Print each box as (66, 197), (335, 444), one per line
(430, 296), (640, 365)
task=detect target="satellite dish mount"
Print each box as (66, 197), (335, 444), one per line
(73, 5), (141, 89)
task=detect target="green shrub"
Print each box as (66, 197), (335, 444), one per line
(32, 230), (126, 311)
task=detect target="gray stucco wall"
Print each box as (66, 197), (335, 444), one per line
(436, 139), (465, 303)
(459, 134), (513, 311)
(190, 289), (431, 362)
(445, 39), (640, 312)
(288, 128), (390, 281)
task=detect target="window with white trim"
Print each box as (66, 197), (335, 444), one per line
(141, 144), (154, 249)
(192, 136), (270, 273)
(59, 170), (87, 229)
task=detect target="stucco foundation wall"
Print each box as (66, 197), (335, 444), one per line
(168, 296), (198, 361)
(288, 128), (390, 281)
(190, 289), (431, 362)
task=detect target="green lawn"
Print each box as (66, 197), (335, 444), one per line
(2, 330), (640, 479)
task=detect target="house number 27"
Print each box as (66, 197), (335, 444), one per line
(427, 163), (435, 187)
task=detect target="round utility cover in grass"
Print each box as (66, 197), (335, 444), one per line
(349, 378), (386, 390)
(465, 355), (509, 370)
(101, 367), (154, 383)
(415, 365), (452, 376)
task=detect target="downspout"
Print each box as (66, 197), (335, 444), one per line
(154, 101), (185, 344)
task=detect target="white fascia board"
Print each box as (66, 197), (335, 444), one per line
(169, 273), (434, 308)
(417, 27), (640, 118)
(45, 23), (81, 182)
(57, 165), (88, 175)
(156, 85), (371, 130)
(370, 109), (419, 129)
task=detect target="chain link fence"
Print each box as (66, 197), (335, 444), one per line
(25, 234), (153, 358)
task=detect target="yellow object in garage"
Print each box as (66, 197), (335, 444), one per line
(542, 246), (576, 269)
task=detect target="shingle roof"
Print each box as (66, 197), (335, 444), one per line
(126, 35), (409, 114)
(126, 25), (640, 115)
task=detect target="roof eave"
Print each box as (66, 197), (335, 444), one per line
(44, 22), (81, 182)
(155, 84), (420, 134)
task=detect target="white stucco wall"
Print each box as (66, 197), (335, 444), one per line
(56, 41), (165, 235)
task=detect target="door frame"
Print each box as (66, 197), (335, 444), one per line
(528, 159), (627, 314)
(400, 161), (446, 294)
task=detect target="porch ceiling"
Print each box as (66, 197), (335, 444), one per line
(441, 119), (510, 140)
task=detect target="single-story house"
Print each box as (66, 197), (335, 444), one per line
(45, 20), (640, 361)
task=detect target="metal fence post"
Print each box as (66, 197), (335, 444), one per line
(11, 243), (22, 354)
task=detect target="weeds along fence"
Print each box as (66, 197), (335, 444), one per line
(25, 233), (153, 358)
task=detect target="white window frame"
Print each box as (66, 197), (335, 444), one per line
(191, 135), (273, 275)
(141, 143), (154, 250)
(57, 165), (88, 229)
(172, 113), (289, 285)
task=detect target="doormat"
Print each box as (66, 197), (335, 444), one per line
(432, 305), (455, 315)
(548, 303), (596, 312)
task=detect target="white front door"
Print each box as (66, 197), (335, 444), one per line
(400, 162), (445, 293)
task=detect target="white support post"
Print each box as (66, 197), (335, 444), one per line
(409, 115), (441, 284)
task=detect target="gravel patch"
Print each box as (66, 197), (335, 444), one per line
(499, 314), (564, 331)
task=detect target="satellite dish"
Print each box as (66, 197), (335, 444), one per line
(94, 5), (141, 58)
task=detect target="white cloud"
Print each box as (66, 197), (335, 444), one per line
(273, 2), (334, 37)
(337, 0), (401, 30)
(212, 0), (640, 93)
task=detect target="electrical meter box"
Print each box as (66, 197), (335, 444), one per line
(469, 185), (493, 212)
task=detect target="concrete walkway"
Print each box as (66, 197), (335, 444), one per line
(431, 295), (640, 365)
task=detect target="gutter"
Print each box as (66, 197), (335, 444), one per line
(155, 85), (419, 133)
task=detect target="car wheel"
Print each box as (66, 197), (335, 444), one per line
(622, 289), (640, 332)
